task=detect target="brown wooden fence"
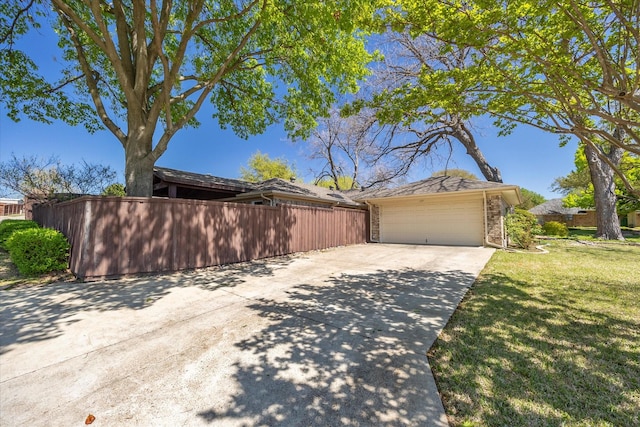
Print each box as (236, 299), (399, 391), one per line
(33, 196), (368, 279)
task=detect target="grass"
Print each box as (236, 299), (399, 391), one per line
(428, 233), (640, 426)
(566, 226), (640, 242)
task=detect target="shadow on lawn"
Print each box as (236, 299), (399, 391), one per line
(197, 267), (477, 426)
(0, 255), (295, 354)
(429, 269), (640, 426)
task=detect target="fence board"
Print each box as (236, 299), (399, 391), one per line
(32, 197), (367, 279)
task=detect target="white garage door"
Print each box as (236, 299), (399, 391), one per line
(379, 196), (484, 246)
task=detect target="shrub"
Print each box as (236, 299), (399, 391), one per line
(506, 209), (542, 249)
(5, 228), (70, 276)
(0, 220), (40, 250)
(542, 221), (569, 237)
(101, 183), (126, 196)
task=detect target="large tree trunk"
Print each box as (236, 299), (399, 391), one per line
(584, 143), (624, 240)
(124, 136), (155, 197)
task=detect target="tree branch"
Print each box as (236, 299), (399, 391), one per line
(56, 11), (126, 145)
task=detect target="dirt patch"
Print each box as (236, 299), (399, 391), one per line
(0, 250), (77, 290)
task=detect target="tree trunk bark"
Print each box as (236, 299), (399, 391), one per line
(124, 137), (155, 197)
(453, 125), (503, 183)
(584, 143), (624, 240)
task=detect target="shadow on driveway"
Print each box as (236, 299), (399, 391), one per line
(0, 256), (295, 355)
(198, 268), (476, 426)
(1, 245), (492, 426)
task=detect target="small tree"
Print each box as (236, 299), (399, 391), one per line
(239, 151), (297, 182)
(506, 209), (542, 249)
(431, 169), (479, 180)
(101, 183), (126, 196)
(315, 176), (355, 190)
(0, 153), (117, 199)
(518, 188), (546, 210)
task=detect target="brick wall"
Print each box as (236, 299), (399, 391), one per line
(369, 204), (380, 242)
(486, 195), (504, 246)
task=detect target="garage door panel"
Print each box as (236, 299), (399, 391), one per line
(380, 198), (483, 246)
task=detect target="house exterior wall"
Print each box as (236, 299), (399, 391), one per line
(233, 195), (337, 209)
(627, 211), (640, 228)
(272, 197), (335, 209)
(486, 195), (506, 246)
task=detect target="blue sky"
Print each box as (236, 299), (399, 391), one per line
(0, 23), (578, 200)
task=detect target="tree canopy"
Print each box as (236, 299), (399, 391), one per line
(239, 150), (296, 182)
(394, 0), (639, 160)
(358, 30), (503, 182)
(391, 0), (639, 238)
(1, 0), (383, 196)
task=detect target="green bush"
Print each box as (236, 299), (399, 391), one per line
(542, 221), (569, 237)
(0, 220), (40, 250)
(101, 183), (126, 196)
(506, 209), (542, 249)
(5, 228), (70, 276)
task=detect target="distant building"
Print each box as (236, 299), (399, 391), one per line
(0, 198), (24, 216)
(529, 199), (597, 227)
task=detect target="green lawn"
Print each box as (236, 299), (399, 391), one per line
(428, 235), (640, 426)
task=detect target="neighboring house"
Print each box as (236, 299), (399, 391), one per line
(154, 167), (362, 209)
(153, 167), (255, 199)
(352, 176), (522, 247)
(625, 211), (640, 228)
(220, 178), (362, 209)
(0, 198), (24, 216)
(152, 167), (523, 248)
(529, 199), (597, 227)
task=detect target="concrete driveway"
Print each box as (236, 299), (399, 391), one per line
(0, 244), (494, 426)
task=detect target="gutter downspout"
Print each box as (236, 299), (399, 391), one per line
(260, 194), (274, 206)
(483, 191), (503, 249)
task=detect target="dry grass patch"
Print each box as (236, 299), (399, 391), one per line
(0, 249), (76, 289)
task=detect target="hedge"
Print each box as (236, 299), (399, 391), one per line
(542, 221), (569, 237)
(5, 228), (70, 276)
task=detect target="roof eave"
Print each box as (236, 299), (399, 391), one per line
(226, 190), (362, 207)
(361, 185), (522, 204)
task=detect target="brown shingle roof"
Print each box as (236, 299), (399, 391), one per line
(239, 178), (361, 207)
(353, 176), (519, 200)
(153, 167), (255, 192)
(528, 198), (587, 215)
